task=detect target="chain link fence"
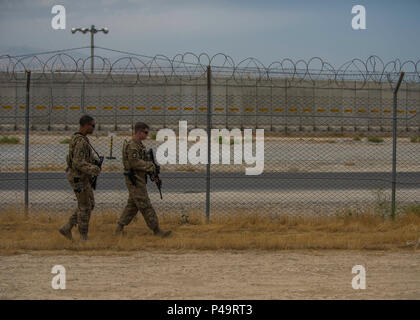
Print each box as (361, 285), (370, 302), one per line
(0, 49), (419, 218)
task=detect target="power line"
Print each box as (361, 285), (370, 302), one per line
(1, 46), (91, 59)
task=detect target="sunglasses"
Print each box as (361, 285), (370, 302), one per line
(90, 123), (96, 128)
(143, 130), (149, 134)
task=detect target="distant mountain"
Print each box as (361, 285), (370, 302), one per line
(0, 45), (44, 56)
(0, 45), (91, 58)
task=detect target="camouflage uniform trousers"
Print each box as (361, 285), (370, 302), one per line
(66, 171), (95, 236)
(118, 178), (159, 231)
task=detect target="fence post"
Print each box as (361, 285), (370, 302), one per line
(194, 78), (198, 128)
(14, 78), (18, 130)
(24, 70), (31, 214)
(81, 78), (85, 113)
(206, 65), (212, 221)
(49, 72), (53, 131)
(391, 72), (405, 220)
(130, 85), (134, 133)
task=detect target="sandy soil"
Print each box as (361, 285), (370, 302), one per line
(2, 188), (419, 217)
(0, 251), (418, 300)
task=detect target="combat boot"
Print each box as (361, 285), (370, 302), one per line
(79, 233), (88, 241)
(58, 222), (73, 240)
(114, 223), (126, 236)
(153, 227), (172, 238)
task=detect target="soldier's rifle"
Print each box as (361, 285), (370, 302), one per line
(146, 148), (163, 199)
(91, 155), (104, 190)
(86, 139), (104, 190)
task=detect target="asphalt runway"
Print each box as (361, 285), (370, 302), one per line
(1, 139), (420, 170)
(1, 172), (419, 192)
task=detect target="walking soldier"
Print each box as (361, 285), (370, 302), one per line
(114, 122), (171, 237)
(59, 115), (102, 241)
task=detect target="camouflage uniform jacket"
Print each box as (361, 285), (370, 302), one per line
(122, 139), (154, 185)
(66, 132), (100, 179)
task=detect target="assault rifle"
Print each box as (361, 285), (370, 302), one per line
(124, 168), (137, 186)
(146, 148), (163, 199)
(91, 155), (104, 190)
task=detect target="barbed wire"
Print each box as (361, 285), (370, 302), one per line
(0, 47), (419, 87)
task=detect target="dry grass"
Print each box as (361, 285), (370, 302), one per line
(0, 208), (419, 255)
(0, 136), (20, 144)
(263, 132), (395, 138)
(3, 164), (123, 172)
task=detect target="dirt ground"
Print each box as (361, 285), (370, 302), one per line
(0, 250), (418, 300)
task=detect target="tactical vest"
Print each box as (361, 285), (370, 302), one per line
(66, 133), (91, 170)
(122, 139), (147, 171)
(122, 139), (130, 171)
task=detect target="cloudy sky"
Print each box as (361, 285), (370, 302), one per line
(0, 0), (419, 66)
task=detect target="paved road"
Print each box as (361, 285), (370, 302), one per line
(0, 172), (419, 192)
(1, 139), (420, 168)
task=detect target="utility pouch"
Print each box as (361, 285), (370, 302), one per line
(124, 169), (137, 187)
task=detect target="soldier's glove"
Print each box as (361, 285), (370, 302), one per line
(145, 161), (156, 175)
(91, 165), (101, 176)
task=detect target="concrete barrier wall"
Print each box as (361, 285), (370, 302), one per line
(0, 73), (419, 133)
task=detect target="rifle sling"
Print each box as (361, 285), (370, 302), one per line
(74, 132), (101, 160)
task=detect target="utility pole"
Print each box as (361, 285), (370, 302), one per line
(71, 25), (109, 73)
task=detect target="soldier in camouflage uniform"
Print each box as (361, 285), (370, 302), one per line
(114, 122), (171, 237)
(59, 115), (101, 241)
